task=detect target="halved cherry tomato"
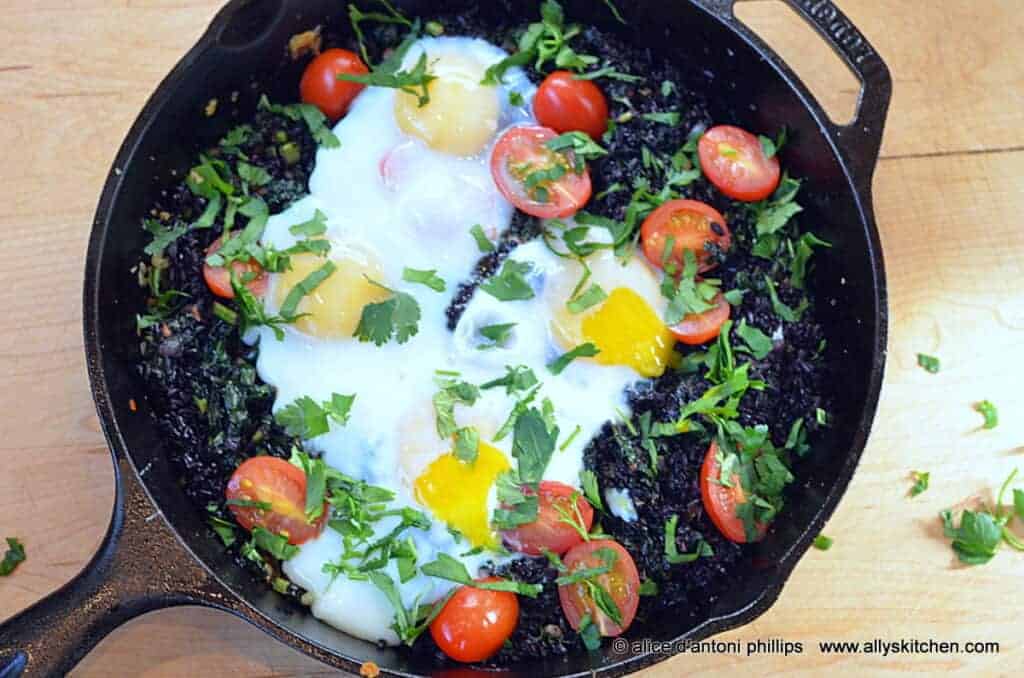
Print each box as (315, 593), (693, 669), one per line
(698, 125), (781, 202)
(502, 481), (594, 556)
(225, 457), (326, 545)
(300, 48), (369, 122)
(640, 199), (730, 273)
(430, 577), (519, 663)
(700, 441), (767, 544)
(203, 236), (268, 300)
(557, 540), (640, 637)
(490, 125), (592, 219)
(533, 71), (609, 140)
(670, 293), (731, 345)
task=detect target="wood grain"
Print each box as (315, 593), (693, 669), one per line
(1, 1), (1022, 676)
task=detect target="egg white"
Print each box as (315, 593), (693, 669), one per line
(248, 37), (661, 645)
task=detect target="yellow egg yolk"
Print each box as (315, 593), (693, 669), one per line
(274, 244), (391, 339)
(413, 441), (509, 548)
(551, 287), (675, 378)
(394, 53), (500, 156)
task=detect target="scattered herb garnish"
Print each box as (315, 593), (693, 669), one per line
(548, 342), (600, 375)
(469, 224), (495, 252)
(280, 261), (337, 319)
(764, 275), (808, 322)
(580, 470), (604, 511)
(812, 534), (833, 551)
(664, 515), (713, 564)
(276, 392), (355, 439)
(974, 400), (998, 429)
(453, 426), (481, 464)
(545, 131), (608, 173)
(480, 365), (538, 395)
(258, 96), (340, 148)
(941, 469), (1024, 565)
(251, 526), (299, 561)
(0, 538), (25, 576)
(353, 278), (422, 346)
(480, 259), (535, 301)
(909, 470), (930, 498)
(402, 267), (446, 292)
(735, 319), (773, 360)
(477, 322), (516, 349)
(916, 353), (941, 374)
(433, 377), (481, 438)
(421, 553), (542, 596)
(641, 111), (681, 126)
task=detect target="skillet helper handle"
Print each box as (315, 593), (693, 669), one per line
(0, 458), (223, 678)
(698, 0), (893, 192)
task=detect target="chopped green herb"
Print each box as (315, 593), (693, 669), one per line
(789, 232), (831, 289)
(453, 426), (480, 464)
(480, 259), (535, 301)
(545, 131), (608, 172)
(764, 275), (808, 322)
(509, 90), (525, 106)
(916, 353), (941, 374)
(481, 365), (538, 394)
(258, 96), (340, 148)
(815, 407), (829, 426)
(974, 400), (998, 429)
(469, 223), (496, 252)
(0, 538), (25, 576)
(664, 515), (713, 564)
(812, 534), (833, 551)
(477, 322), (516, 349)
(512, 408), (559, 484)
(251, 526), (299, 561)
(340, 49), (437, 107)
(237, 161), (271, 187)
(548, 342), (600, 375)
(909, 471), (930, 498)
(208, 516), (237, 547)
(353, 278), (422, 346)
(280, 261), (337, 318)
(275, 393), (356, 439)
(567, 283), (608, 314)
(142, 219), (190, 257)
(735, 319), (773, 360)
(402, 267), (446, 292)
(638, 579), (658, 596)
(641, 111), (681, 126)
(433, 378), (481, 439)
(421, 553), (542, 596)
(573, 64), (642, 82)
(289, 209), (329, 238)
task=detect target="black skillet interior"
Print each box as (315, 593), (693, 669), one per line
(1, 1), (889, 676)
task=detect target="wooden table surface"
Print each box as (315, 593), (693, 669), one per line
(1, 1), (1022, 676)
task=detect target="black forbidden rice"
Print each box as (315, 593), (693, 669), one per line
(135, 5), (833, 667)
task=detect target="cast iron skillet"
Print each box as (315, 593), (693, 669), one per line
(0, 0), (890, 675)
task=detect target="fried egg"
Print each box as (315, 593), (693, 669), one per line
(248, 36), (672, 646)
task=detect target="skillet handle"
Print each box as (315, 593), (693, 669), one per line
(0, 456), (226, 677)
(697, 0), (893, 192)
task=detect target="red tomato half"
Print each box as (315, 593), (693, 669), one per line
(430, 577), (520, 663)
(225, 457), (326, 545)
(698, 125), (781, 202)
(490, 125), (592, 219)
(700, 441), (767, 544)
(670, 293), (731, 345)
(640, 199), (731, 273)
(558, 540), (640, 637)
(203, 236), (268, 300)
(533, 71), (609, 140)
(502, 481), (594, 556)
(300, 48), (369, 122)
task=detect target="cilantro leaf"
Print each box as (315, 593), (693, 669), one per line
(513, 409), (558, 484)
(477, 322), (516, 349)
(251, 526), (299, 561)
(492, 470), (540, 529)
(567, 283), (608, 314)
(573, 64), (641, 82)
(142, 219), (190, 257)
(289, 210), (329, 238)
(812, 534), (834, 551)
(917, 353), (941, 374)
(0, 537), (25, 576)
(948, 509), (1001, 565)
(764, 275), (808, 322)
(480, 365), (538, 394)
(258, 96), (340, 148)
(735, 319), (773, 360)
(545, 131), (608, 173)
(547, 342), (600, 375)
(469, 224), (496, 252)
(580, 470), (604, 511)
(642, 111), (681, 126)
(276, 393), (355, 439)
(790, 232), (831, 289)
(453, 426), (480, 464)
(421, 553), (542, 596)
(974, 400), (998, 429)
(480, 259), (535, 301)
(237, 161), (271, 187)
(280, 261), (337, 318)
(664, 515), (713, 564)
(909, 470), (930, 497)
(433, 378), (481, 439)
(353, 279), (422, 346)
(339, 34), (436, 107)
(402, 267), (446, 292)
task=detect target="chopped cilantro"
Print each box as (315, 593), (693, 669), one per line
(276, 393), (355, 439)
(477, 322), (516, 349)
(469, 223), (496, 252)
(480, 365), (538, 394)
(142, 219), (190, 257)
(237, 161), (271, 187)
(280, 261), (337, 318)
(421, 553), (542, 596)
(258, 96), (340, 148)
(764, 275), (808, 322)
(453, 426), (480, 464)
(0, 538), (25, 576)
(641, 111), (681, 126)
(340, 48), (437, 107)
(574, 64), (642, 82)
(735, 319), (773, 360)
(512, 408), (559, 484)
(545, 131), (608, 172)
(347, 0), (412, 65)
(251, 526), (299, 561)
(547, 342), (600, 375)
(789, 232), (831, 289)
(638, 579), (658, 596)
(580, 470), (604, 511)
(353, 278), (422, 346)
(289, 209), (329, 238)
(974, 400), (998, 429)
(916, 353), (941, 374)
(480, 259), (535, 301)
(567, 283), (608, 314)
(664, 515), (713, 564)
(401, 267), (446, 292)
(909, 470), (930, 497)
(812, 534), (833, 551)
(508, 90), (525, 106)
(433, 378), (481, 438)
